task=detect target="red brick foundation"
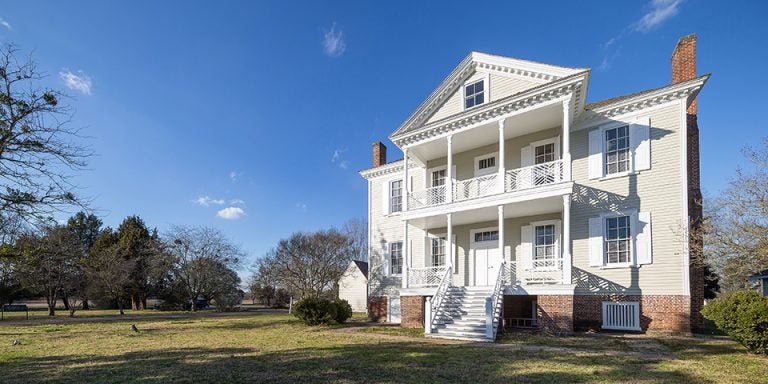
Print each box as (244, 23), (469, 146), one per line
(537, 295), (574, 335)
(368, 296), (387, 322)
(400, 295), (426, 328)
(573, 294), (691, 333)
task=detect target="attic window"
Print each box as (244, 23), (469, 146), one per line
(464, 79), (485, 109)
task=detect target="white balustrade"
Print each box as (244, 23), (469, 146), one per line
(408, 185), (446, 209)
(408, 266), (449, 288)
(454, 173), (499, 202)
(505, 159), (564, 192)
(507, 258), (564, 286)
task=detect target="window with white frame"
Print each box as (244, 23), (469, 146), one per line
(605, 125), (630, 175)
(431, 237), (446, 266)
(534, 143), (555, 165)
(534, 224), (556, 268)
(464, 79), (485, 109)
(389, 180), (402, 213)
(474, 230), (499, 242)
(390, 242), (403, 275)
(605, 216), (631, 264)
(478, 156), (496, 171)
(431, 169), (446, 187)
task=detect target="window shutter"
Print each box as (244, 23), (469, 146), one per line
(425, 236), (432, 267)
(588, 129), (603, 179)
(555, 221), (562, 259)
(520, 225), (533, 271)
(632, 117), (651, 171)
(521, 146), (533, 167)
(381, 182), (389, 215)
(382, 242), (390, 276)
(635, 212), (653, 265)
(589, 217), (604, 267)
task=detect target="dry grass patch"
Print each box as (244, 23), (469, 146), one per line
(0, 313), (765, 383)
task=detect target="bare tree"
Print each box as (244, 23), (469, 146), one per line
(706, 138), (768, 292)
(0, 45), (90, 226)
(165, 225), (243, 311)
(342, 217), (368, 262)
(266, 229), (353, 298)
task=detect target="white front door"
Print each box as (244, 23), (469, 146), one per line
(388, 296), (401, 323)
(474, 245), (501, 286)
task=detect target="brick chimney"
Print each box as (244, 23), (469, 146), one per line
(673, 33), (705, 333)
(672, 33), (697, 114)
(372, 141), (387, 167)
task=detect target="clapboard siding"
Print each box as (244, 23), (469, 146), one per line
(570, 103), (685, 295)
(339, 262), (368, 312)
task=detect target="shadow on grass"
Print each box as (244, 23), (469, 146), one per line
(1, 341), (707, 384)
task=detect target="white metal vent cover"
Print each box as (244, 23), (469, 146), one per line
(602, 301), (641, 331)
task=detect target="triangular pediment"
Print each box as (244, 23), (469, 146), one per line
(391, 52), (588, 138)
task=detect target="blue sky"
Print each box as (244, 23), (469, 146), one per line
(0, 1), (765, 274)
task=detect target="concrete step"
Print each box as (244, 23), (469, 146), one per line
(429, 329), (492, 342)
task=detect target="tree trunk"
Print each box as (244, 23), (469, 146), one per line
(141, 296), (147, 310)
(61, 296), (71, 310)
(46, 293), (56, 317)
(82, 296), (90, 310)
(131, 294), (140, 310)
(118, 297), (125, 316)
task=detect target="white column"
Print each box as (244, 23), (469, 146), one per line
(402, 220), (409, 288)
(498, 205), (505, 266)
(446, 213), (453, 271)
(562, 195), (572, 284)
(446, 135), (454, 202)
(498, 119), (506, 193)
(562, 99), (572, 181)
(403, 148), (409, 212)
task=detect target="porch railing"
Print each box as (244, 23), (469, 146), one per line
(408, 185), (446, 209)
(405, 159), (565, 211)
(408, 266), (448, 288)
(485, 260), (505, 339)
(454, 173), (499, 202)
(505, 159), (563, 192)
(507, 258), (564, 285)
(425, 266), (452, 334)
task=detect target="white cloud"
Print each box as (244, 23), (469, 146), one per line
(0, 18), (11, 30)
(59, 69), (92, 95)
(322, 23), (346, 57)
(331, 148), (350, 169)
(217, 207), (246, 220)
(598, 0), (682, 71)
(229, 171), (241, 182)
(635, 0), (683, 32)
(192, 196), (225, 206)
(230, 199), (246, 206)
(295, 202), (308, 212)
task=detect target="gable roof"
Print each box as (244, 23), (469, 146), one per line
(353, 260), (368, 279)
(391, 52), (588, 139)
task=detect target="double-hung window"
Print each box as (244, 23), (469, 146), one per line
(389, 180), (402, 213)
(390, 242), (403, 275)
(605, 216), (631, 265)
(534, 224), (556, 269)
(430, 237), (446, 267)
(431, 169), (446, 187)
(605, 126), (630, 175)
(464, 79), (485, 109)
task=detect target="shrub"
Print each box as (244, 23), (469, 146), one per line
(333, 299), (353, 324)
(293, 297), (337, 325)
(702, 289), (768, 354)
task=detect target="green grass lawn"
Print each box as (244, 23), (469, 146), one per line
(0, 313), (766, 383)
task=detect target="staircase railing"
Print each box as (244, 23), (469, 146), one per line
(485, 261), (506, 340)
(424, 265), (452, 334)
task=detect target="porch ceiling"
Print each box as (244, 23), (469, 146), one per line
(406, 102), (563, 164)
(408, 195), (563, 228)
